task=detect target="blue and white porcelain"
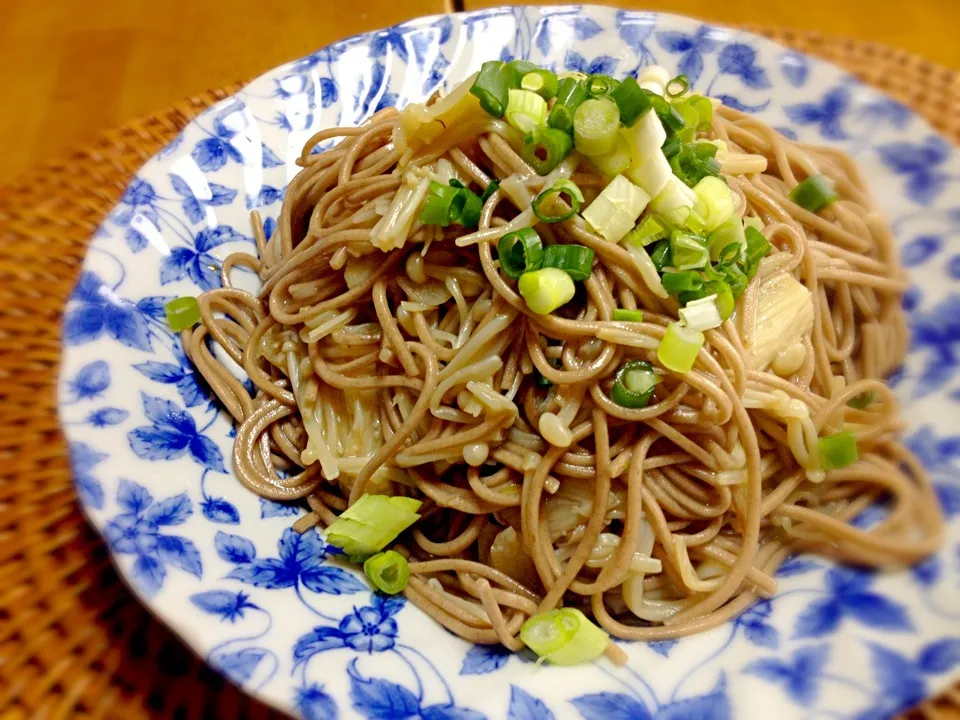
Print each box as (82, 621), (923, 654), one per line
(58, 6), (960, 719)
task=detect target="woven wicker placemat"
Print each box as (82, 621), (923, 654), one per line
(1, 28), (958, 720)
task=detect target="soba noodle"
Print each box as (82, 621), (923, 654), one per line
(182, 69), (944, 651)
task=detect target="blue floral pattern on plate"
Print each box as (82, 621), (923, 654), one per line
(58, 5), (960, 718)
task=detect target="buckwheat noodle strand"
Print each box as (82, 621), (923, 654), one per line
(183, 89), (944, 654)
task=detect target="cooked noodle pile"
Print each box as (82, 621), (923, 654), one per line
(182, 76), (944, 649)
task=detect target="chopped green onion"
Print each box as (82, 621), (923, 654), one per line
(506, 88), (548, 133)
(625, 215), (669, 247)
(548, 78), (588, 132)
(165, 297), (201, 331)
(645, 91), (685, 134)
(789, 174), (839, 213)
(363, 550), (410, 594)
(661, 134), (682, 159)
(449, 186), (483, 228)
(686, 95), (714, 131)
(420, 181), (483, 228)
(707, 218), (746, 262)
(612, 359), (659, 408)
(609, 76), (651, 127)
(613, 308), (644, 322)
(672, 101), (700, 143)
(582, 175), (650, 243)
(666, 74), (690, 97)
(505, 59), (539, 85)
(591, 132), (632, 178)
(518, 267), (576, 315)
(470, 60), (511, 118)
(521, 126), (574, 176)
(744, 226), (772, 277)
(819, 430), (859, 470)
(325, 494), (422, 558)
(723, 262), (749, 298)
(520, 608), (610, 666)
(848, 390), (875, 409)
(498, 227), (544, 280)
(573, 97), (621, 156)
(419, 181), (460, 226)
(542, 244), (595, 281)
(532, 179), (584, 223)
(649, 240), (671, 272)
(693, 176), (735, 231)
(670, 230), (709, 270)
(449, 178), (466, 189)
(658, 322), (704, 374)
(586, 74), (620, 98)
(651, 175), (697, 217)
(662, 270), (703, 295)
(679, 294), (722, 331)
(709, 281), (735, 320)
(520, 69), (559, 100)
(671, 143), (722, 188)
(743, 216), (764, 233)
(480, 179), (500, 204)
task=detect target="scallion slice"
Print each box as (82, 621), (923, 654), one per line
(506, 88), (548, 133)
(518, 267), (576, 315)
(819, 430), (858, 470)
(657, 322), (704, 373)
(548, 77), (588, 132)
(789, 174), (839, 213)
(165, 297), (201, 331)
(608, 76), (651, 127)
(420, 181), (483, 228)
(419, 181), (460, 226)
(665, 74), (690, 97)
(363, 550), (410, 594)
(521, 69), (559, 100)
(542, 244), (595, 281)
(649, 240), (671, 272)
(586, 74), (620, 98)
(644, 90), (685, 134)
(612, 308), (644, 322)
(707, 218), (746, 262)
(744, 226), (772, 277)
(678, 294), (723, 331)
(573, 97), (621, 157)
(498, 227), (544, 280)
(687, 94), (714, 130)
(582, 174), (651, 243)
(470, 60), (511, 118)
(521, 127), (574, 176)
(505, 59), (538, 85)
(450, 187), (483, 228)
(533, 179), (584, 223)
(670, 230), (709, 270)
(612, 359), (659, 408)
(480, 179), (500, 204)
(625, 215), (669, 247)
(520, 608), (610, 665)
(662, 270), (703, 295)
(325, 494), (422, 558)
(591, 132), (632, 179)
(692, 176), (735, 231)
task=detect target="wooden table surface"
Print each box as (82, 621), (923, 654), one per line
(1, 0), (957, 185)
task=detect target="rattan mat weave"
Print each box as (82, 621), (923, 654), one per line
(1, 28), (959, 720)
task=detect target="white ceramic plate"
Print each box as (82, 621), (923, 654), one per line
(59, 6), (960, 719)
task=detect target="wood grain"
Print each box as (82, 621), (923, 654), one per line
(0, 0), (450, 184)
